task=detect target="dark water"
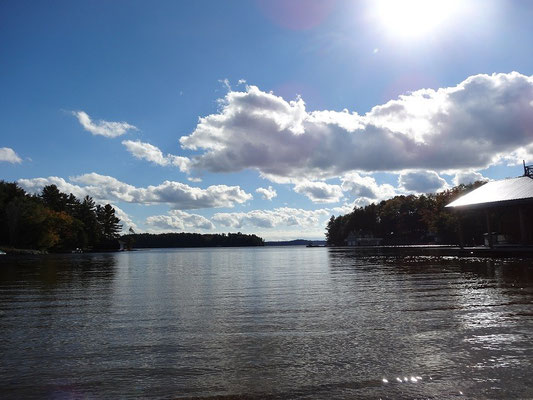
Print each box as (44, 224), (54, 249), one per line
(0, 248), (532, 399)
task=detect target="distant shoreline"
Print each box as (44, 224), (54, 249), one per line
(265, 239), (326, 246)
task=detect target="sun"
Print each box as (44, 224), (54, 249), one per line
(374, 0), (463, 39)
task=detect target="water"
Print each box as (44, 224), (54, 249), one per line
(0, 247), (532, 399)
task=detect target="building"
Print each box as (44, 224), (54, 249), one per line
(345, 231), (383, 246)
(446, 163), (533, 247)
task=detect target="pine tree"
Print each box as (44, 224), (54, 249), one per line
(96, 204), (122, 240)
(76, 195), (99, 247)
(40, 185), (67, 212)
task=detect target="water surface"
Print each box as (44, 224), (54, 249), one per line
(1, 247), (532, 399)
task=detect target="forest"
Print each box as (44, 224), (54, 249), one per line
(325, 181), (487, 246)
(0, 181), (122, 252)
(121, 232), (264, 248)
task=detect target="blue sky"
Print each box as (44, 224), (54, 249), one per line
(2, 0), (533, 240)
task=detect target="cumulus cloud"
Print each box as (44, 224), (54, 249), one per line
(18, 173), (252, 209)
(341, 172), (397, 203)
(73, 111), (137, 138)
(293, 180), (343, 203)
(0, 147), (22, 163)
(453, 170), (489, 186)
(398, 170), (448, 193)
(17, 176), (88, 198)
(330, 203), (356, 215)
(213, 207), (330, 229)
(179, 73), (533, 180)
(146, 210), (215, 231)
(122, 140), (190, 172)
(256, 186), (277, 200)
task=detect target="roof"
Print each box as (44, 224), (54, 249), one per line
(446, 176), (533, 208)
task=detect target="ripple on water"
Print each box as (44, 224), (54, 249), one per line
(1, 249), (532, 399)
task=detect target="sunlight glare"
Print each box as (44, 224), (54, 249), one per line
(375, 0), (463, 39)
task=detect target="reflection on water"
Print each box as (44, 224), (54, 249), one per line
(0, 248), (532, 399)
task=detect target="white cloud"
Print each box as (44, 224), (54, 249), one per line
(341, 172), (397, 203)
(219, 78), (231, 91)
(187, 177), (202, 183)
(146, 210), (215, 231)
(398, 170), (448, 193)
(256, 186), (277, 200)
(18, 173), (252, 210)
(330, 202), (356, 215)
(500, 145), (533, 166)
(73, 111), (137, 138)
(213, 207), (330, 230)
(293, 180), (343, 203)
(122, 140), (190, 172)
(453, 170), (489, 186)
(0, 147), (22, 163)
(179, 72), (533, 180)
(17, 176), (87, 198)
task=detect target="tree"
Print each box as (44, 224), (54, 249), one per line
(40, 185), (67, 212)
(325, 181), (489, 245)
(326, 215), (346, 246)
(76, 195), (99, 247)
(0, 181), (26, 245)
(96, 204), (122, 240)
(0, 181), (122, 251)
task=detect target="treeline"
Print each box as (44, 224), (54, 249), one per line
(122, 232), (264, 248)
(0, 181), (122, 251)
(326, 182), (486, 246)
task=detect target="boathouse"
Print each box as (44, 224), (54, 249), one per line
(345, 231), (382, 246)
(446, 163), (533, 247)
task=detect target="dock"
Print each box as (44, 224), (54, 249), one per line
(334, 245), (533, 258)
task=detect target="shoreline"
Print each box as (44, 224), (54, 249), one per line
(3, 244), (533, 259)
(0, 247), (48, 255)
(329, 244), (533, 258)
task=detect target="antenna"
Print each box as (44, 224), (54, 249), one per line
(524, 160), (533, 177)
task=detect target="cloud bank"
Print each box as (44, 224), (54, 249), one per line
(179, 72), (533, 180)
(213, 207), (329, 229)
(18, 173), (252, 210)
(73, 111), (137, 138)
(146, 210), (215, 231)
(0, 147), (22, 163)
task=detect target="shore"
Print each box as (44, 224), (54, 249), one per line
(332, 244), (533, 258)
(0, 247), (48, 255)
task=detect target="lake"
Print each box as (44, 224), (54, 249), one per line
(1, 247), (532, 399)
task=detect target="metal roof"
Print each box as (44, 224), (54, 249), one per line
(446, 176), (533, 208)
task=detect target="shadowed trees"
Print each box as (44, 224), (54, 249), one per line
(0, 181), (122, 251)
(40, 184), (68, 212)
(121, 232), (264, 248)
(326, 182), (486, 246)
(97, 204), (122, 239)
